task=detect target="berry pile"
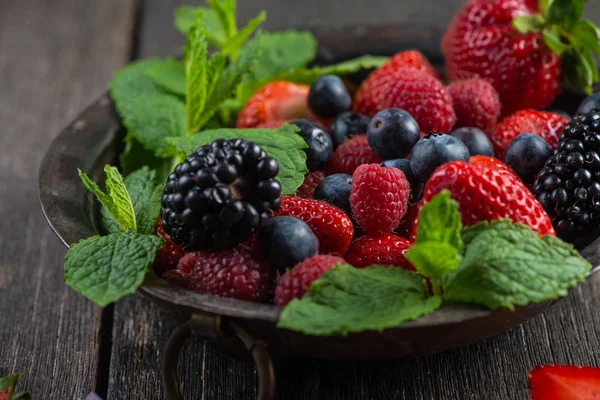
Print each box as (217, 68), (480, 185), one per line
(150, 3), (600, 309)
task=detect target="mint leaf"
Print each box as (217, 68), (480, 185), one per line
(120, 134), (173, 183)
(513, 14), (545, 33)
(545, 0), (584, 31)
(0, 374), (31, 400)
(411, 191), (462, 248)
(221, 11), (266, 59)
(542, 26), (570, 54)
(443, 222), (592, 310)
(167, 124), (308, 194)
(174, 6), (226, 47)
(207, 0), (237, 40)
(110, 59), (186, 156)
(186, 14), (209, 135)
(406, 242), (462, 281)
(275, 55), (388, 84)
(79, 166), (137, 232)
(145, 58), (186, 96)
(101, 167), (162, 236)
(278, 265), (442, 336)
(64, 232), (163, 307)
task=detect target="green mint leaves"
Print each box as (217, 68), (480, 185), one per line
(65, 233), (164, 307)
(0, 374), (31, 400)
(278, 265), (442, 336)
(512, 0), (600, 94)
(167, 124), (308, 194)
(279, 192), (592, 336)
(79, 166), (137, 232)
(443, 221), (592, 310)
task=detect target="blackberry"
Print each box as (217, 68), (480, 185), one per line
(533, 109), (600, 240)
(160, 138), (281, 251)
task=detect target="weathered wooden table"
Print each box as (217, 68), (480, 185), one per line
(3, 0), (600, 399)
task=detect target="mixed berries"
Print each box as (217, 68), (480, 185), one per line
(153, 7), (600, 307)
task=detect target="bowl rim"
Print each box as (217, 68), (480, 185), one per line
(38, 22), (600, 330)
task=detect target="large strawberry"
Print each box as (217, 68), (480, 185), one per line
(529, 365), (600, 400)
(236, 81), (315, 128)
(442, 0), (600, 116)
(422, 160), (555, 236)
(491, 109), (569, 159)
(353, 50), (439, 117)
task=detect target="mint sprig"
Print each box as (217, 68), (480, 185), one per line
(0, 374), (31, 400)
(167, 124), (308, 194)
(513, 0), (600, 94)
(65, 232), (164, 307)
(278, 265), (442, 336)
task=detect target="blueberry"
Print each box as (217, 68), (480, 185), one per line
(577, 93), (600, 115)
(504, 133), (552, 184)
(367, 108), (420, 160)
(547, 109), (572, 120)
(328, 112), (370, 149)
(314, 173), (352, 215)
(292, 119), (333, 171)
(307, 75), (352, 118)
(381, 158), (424, 200)
(409, 133), (470, 182)
(449, 127), (494, 157)
(258, 216), (319, 273)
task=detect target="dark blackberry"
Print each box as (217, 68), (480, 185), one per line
(534, 109), (600, 240)
(160, 138), (281, 251)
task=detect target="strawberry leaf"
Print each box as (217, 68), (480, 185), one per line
(544, 0), (584, 31)
(513, 14), (545, 34)
(542, 26), (570, 54)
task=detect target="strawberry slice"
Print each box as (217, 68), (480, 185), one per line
(529, 365), (600, 400)
(236, 81), (316, 128)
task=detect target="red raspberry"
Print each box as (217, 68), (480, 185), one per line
(326, 135), (383, 175)
(381, 68), (456, 133)
(394, 200), (421, 239)
(447, 78), (501, 133)
(353, 50), (439, 117)
(350, 164), (410, 236)
(296, 171), (325, 198)
(491, 109), (570, 159)
(166, 247), (274, 302)
(422, 160), (555, 236)
(345, 234), (413, 270)
(153, 221), (186, 277)
(274, 196), (354, 256)
(274, 255), (346, 306)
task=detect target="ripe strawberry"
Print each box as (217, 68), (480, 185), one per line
(395, 200), (421, 239)
(165, 247), (274, 302)
(350, 164), (410, 236)
(153, 221), (186, 277)
(423, 161), (555, 236)
(274, 254), (346, 306)
(380, 68), (456, 133)
(353, 50), (439, 117)
(447, 78), (501, 133)
(345, 234), (413, 270)
(256, 119), (291, 129)
(442, 0), (600, 116)
(529, 365), (600, 400)
(274, 196), (354, 256)
(326, 134), (383, 175)
(236, 81), (315, 128)
(491, 110), (569, 159)
(0, 389), (7, 400)
(470, 155), (517, 179)
(296, 171), (325, 198)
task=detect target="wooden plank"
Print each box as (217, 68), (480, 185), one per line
(108, 1), (600, 399)
(0, 0), (136, 399)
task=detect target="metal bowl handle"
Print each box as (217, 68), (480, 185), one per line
(162, 313), (275, 400)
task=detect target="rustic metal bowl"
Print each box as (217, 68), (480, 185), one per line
(38, 24), (600, 400)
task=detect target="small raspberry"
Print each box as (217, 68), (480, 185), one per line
(326, 135), (383, 175)
(350, 164), (410, 235)
(166, 247), (274, 302)
(274, 255), (346, 306)
(275, 196), (354, 256)
(345, 234), (413, 270)
(296, 171), (325, 198)
(447, 78), (501, 133)
(394, 200), (421, 239)
(153, 221), (186, 277)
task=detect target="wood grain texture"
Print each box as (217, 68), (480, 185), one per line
(104, 1), (600, 399)
(0, 0), (136, 398)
